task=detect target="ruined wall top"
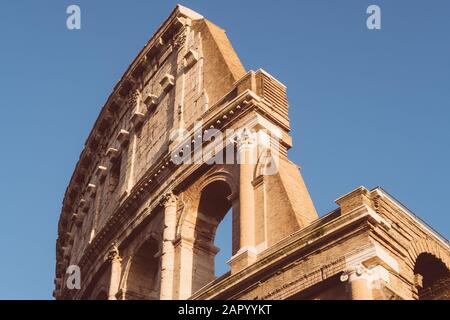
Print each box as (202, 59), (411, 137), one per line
(55, 5), (293, 285)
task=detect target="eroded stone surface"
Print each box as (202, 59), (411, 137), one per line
(54, 5), (450, 300)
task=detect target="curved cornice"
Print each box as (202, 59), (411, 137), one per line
(54, 3), (292, 296)
(59, 89), (262, 299)
(56, 5), (204, 250)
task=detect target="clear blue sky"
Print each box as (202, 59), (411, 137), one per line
(0, 0), (448, 299)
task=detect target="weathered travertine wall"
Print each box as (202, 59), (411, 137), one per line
(54, 5), (449, 301)
(191, 187), (450, 300)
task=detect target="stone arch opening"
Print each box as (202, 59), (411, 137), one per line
(414, 253), (450, 300)
(214, 208), (232, 277)
(125, 238), (161, 300)
(191, 180), (233, 292)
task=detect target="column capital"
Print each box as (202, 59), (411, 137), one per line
(340, 264), (371, 282)
(128, 88), (141, 109)
(159, 192), (177, 208)
(107, 242), (122, 263)
(234, 128), (255, 150)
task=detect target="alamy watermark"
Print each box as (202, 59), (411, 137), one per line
(367, 5), (381, 30)
(66, 265), (81, 290)
(66, 5), (81, 30)
(66, 5), (381, 31)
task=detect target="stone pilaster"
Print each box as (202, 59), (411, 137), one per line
(340, 264), (392, 300)
(106, 242), (122, 300)
(159, 192), (178, 300)
(340, 265), (374, 300)
(229, 129), (257, 273)
(174, 236), (194, 299)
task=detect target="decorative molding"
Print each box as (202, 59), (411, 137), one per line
(340, 264), (391, 291)
(106, 147), (120, 162)
(95, 165), (108, 180)
(117, 129), (130, 145)
(184, 49), (198, 68)
(155, 37), (164, 50)
(73, 91), (258, 285)
(107, 242), (122, 263)
(345, 243), (399, 273)
(86, 183), (97, 198)
(159, 192), (177, 208)
(174, 29), (187, 50)
(143, 93), (158, 110)
(340, 264), (369, 282)
(130, 109), (145, 127)
(160, 74), (175, 92)
(262, 257), (346, 300)
(234, 128), (256, 150)
(128, 89), (141, 109)
(57, 72), (293, 298)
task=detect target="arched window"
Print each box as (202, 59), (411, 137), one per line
(214, 209), (232, 277)
(191, 180), (233, 292)
(414, 253), (450, 300)
(125, 238), (161, 300)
